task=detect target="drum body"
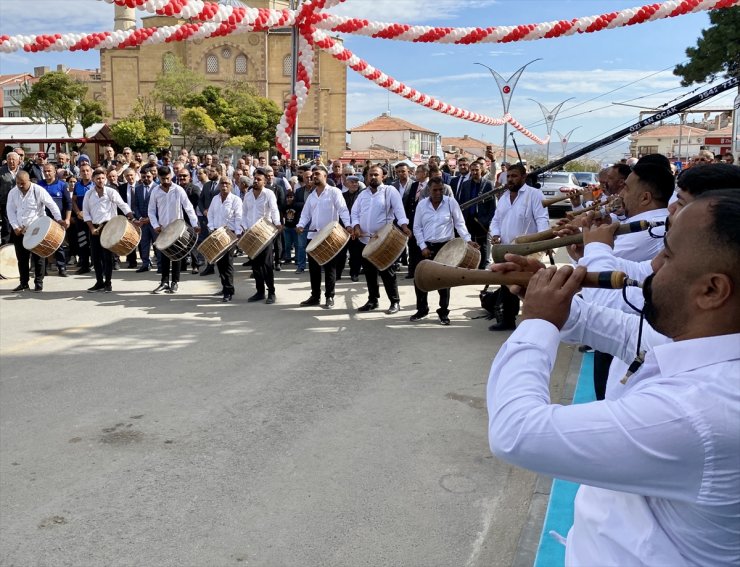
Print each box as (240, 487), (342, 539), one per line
(197, 226), (237, 264)
(0, 244), (19, 279)
(362, 224), (408, 271)
(434, 238), (481, 270)
(237, 218), (279, 259)
(306, 221), (349, 265)
(22, 216), (65, 258)
(100, 216), (141, 256)
(154, 219), (197, 261)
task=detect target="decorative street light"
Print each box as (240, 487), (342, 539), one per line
(555, 126), (580, 158)
(530, 97), (574, 164)
(475, 59), (541, 165)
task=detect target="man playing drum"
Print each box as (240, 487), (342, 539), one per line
(242, 169), (281, 305)
(207, 177), (242, 302)
(83, 169), (135, 293)
(411, 177), (476, 325)
(352, 165), (410, 315)
(7, 171), (64, 292)
(149, 166), (200, 294)
(296, 167), (351, 309)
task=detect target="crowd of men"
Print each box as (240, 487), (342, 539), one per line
(1, 140), (739, 565)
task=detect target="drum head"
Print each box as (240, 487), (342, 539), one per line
(0, 244), (20, 279)
(306, 220), (339, 252)
(155, 219), (187, 249)
(363, 223), (395, 255)
(434, 238), (466, 266)
(100, 216), (127, 249)
(22, 216), (52, 250)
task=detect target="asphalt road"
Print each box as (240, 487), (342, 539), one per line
(0, 256), (576, 567)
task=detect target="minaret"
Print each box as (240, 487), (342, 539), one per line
(114, 5), (136, 31)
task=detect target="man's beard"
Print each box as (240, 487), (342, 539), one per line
(368, 178), (380, 188)
(641, 273), (659, 329)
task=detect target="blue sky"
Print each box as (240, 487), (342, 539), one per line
(0, 0), (734, 152)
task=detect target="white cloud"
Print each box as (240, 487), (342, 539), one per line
(326, 0), (497, 23)
(0, 1), (133, 35)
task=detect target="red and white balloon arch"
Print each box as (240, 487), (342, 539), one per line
(1, 0), (734, 157)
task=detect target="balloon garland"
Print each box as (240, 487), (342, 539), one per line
(0, 0), (734, 157)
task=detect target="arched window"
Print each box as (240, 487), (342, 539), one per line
(162, 52), (177, 73)
(235, 54), (247, 74)
(282, 55), (292, 77)
(206, 54), (219, 74)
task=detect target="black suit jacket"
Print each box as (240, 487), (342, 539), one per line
(0, 165), (19, 205)
(459, 178), (496, 237)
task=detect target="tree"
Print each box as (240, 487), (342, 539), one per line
(181, 107), (226, 153)
(19, 71), (100, 137)
(110, 96), (171, 152)
(151, 58), (205, 111)
(674, 6), (739, 85)
(77, 100), (105, 137)
(110, 118), (149, 151)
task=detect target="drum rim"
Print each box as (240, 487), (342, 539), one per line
(434, 238), (467, 265)
(155, 219), (189, 249)
(22, 216), (55, 248)
(307, 220), (340, 252)
(100, 215), (129, 247)
(363, 223), (406, 255)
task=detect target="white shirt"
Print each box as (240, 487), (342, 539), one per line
(82, 187), (131, 224)
(7, 184), (61, 229)
(489, 318), (740, 566)
(242, 189), (281, 231)
(297, 186), (350, 240)
(350, 185), (408, 244)
(148, 184), (198, 230)
(413, 196), (470, 250)
(207, 192), (242, 233)
(489, 185), (549, 243)
(123, 183), (135, 208)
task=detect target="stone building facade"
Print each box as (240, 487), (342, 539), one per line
(99, 0), (347, 158)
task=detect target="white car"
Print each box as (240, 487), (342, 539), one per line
(537, 171), (582, 210)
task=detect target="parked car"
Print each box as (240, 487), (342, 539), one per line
(537, 171), (582, 210)
(572, 171), (598, 187)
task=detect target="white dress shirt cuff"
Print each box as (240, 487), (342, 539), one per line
(509, 319), (561, 361)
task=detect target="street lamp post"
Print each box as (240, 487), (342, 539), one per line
(530, 97), (573, 164)
(475, 59), (541, 164)
(555, 126), (580, 158)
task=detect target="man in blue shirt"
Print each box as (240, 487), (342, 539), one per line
(39, 163), (72, 276)
(71, 162), (95, 274)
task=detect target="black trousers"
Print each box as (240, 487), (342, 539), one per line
(160, 254), (181, 284)
(495, 283), (520, 325)
(359, 241), (399, 303)
(216, 251), (234, 295)
(593, 351), (614, 401)
(414, 242), (450, 316)
(12, 231), (43, 286)
(90, 229), (113, 285)
(308, 253), (338, 299)
(407, 238), (423, 277)
(273, 231), (283, 266)
(1, 203), (10, 245)
(252, 244), (275, 295)
(335, 237), (363, 278)
(472, 233), (489, 269)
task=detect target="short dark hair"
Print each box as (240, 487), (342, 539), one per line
(697, 189), (740, 272)
(508, 163), (526, 175)
(611, 163), (632, 180)
(677, 164), (740, 196)
(630, 163), (675, 205)
(637, 153), (671, 171)
(92, 168), (106, 177)
(428, 177), (444, 186)
(157, 165), (171, 177)
(253, 168), (267, 178)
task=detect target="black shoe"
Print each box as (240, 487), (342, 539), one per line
(323, 297), (334, 309)
(32, 284), (43, 293)
(357, 301), (379, 312)
(127, 262), (138, 269)
(104, 284), (112, 293)
(409, 310), (429, 322)
(300, 296), (321, 307)
(222, 294), (233, 302)
(76, 267), (91, 275)
(58, 269), (68, 277)
(112, 264), (119, 271)
(242, 260), (253, 267)
(385, 302), (400, 315)
(248, 272), (255, 279)
(351, 274), (359, 282)
(12, 284), (29, 292)
(213, 289), (225, 296)
(439, 316), (450, 326)
(266, 293), (276, 304)
(274, 264), (281, 272)
(152, 282), (169, 294)
(294, 268), (305, 274)
(335, 274), (342, 280)
(489, 321), (516, 331)
(166, 282), (179, 294)
(156, 268), (162, 274)
(200, 266), (215, 276)
(191, 267), (199, 274)
(87, 284), (105, 293)
(136, 265), (150, 273)
(248, 292), (265, 302)
(404, 273), (415, 279)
